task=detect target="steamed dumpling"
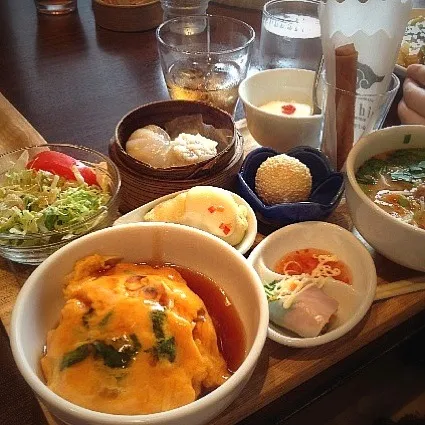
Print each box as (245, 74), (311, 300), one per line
(126, 126), (172, 168)
(169, 133), (217, 167)
(125, 125), (218, 169)
(144, 186), (248, 246)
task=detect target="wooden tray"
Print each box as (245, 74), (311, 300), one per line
(1, 99), (425, 425)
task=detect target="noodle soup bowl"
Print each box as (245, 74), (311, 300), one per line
(10, 223), (269, 425)
(345, 125), (425, 272)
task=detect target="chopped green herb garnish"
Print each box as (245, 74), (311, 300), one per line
(357, 148), (425, 185)
(60, 344), (90, 370)
(60, 334), (142, 371)
(149, 310), (176, 363)
(99, 310), (113, 327)
(82, 307), (94, 328)
(151, 310), (166, 340)
(93, 334), (141, 369)
(355, 158), (387, 185)
(264, 280), (280, 302)
(397, 195), (410, 208)
(153, 337), (176, 362)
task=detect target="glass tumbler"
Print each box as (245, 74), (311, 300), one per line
(160, 0), (210, 21)
(260, 0), (322, 70)
(156, 15), (255, 115)
(319, 72), (401, 169)
(34, 0), (77, 14)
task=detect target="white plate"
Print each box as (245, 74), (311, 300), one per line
(247, 221), (377, 348)
(113, 187), (258, 255)
(394, 8), (425, 78)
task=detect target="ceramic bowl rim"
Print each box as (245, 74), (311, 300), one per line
(247, 221), (377, 348)
(238, 146), (344, 211)
(238, 68), (321, 122)
(10, 222), (269, 424)
(112, 186), (258, 255)
(345, 125), (425, 237)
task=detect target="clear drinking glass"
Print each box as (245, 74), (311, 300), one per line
(160, 0), (210, 21)
(260, 0), (321, 71)
(319, 73), (401, 169)
(34, 0), (77, 14)
(156, 15), (255, 115)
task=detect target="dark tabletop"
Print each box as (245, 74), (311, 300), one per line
(3, 0), (421, 154)
(0, 1), (263, 154)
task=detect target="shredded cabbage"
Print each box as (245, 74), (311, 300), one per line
(0, 168), (111, 236)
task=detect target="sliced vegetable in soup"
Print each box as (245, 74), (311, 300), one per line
(356, 147), (425, 229)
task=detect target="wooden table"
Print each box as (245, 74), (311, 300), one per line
(1, 1), (425, 425)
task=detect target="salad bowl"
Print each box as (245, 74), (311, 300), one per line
(0, 144), (121, 264)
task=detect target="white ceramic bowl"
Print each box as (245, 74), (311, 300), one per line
(345, 125), (425, 272)
(113, 187), (257, 254)
(238, 68), (323, 152)
(10, 223), (268, 425)
(248, 221), (377, 348)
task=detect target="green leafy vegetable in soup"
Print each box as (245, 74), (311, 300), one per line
(356, 147), (425, 229)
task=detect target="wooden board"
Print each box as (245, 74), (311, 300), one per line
(0, 92), (46, 154)
(1, 109), (425, 425)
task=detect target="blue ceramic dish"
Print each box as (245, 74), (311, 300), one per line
(237, 146), (344, 226)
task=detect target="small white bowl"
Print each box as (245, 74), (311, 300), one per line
(238, 68), (324, 152)
(10, 223), (268, 425)
(113, 187), (257, 255)
(345, 125), (425, 272)
(248, 221), (377, 348)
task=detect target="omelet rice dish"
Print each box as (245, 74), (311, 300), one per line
(41, 255), (230, 415)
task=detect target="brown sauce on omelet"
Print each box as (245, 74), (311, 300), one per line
(174, 265), (246, 374)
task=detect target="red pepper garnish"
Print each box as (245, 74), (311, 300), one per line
(219, 223), (231, 235)
(282, 104), (296, 115)
(208, 206), (216, 213)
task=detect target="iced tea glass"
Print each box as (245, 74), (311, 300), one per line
(156, 15), (255, 115)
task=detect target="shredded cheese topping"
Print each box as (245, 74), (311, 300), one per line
(310, 254), (341, 278)
(265, 274), (335, 309)
(265, 254), (344, 309)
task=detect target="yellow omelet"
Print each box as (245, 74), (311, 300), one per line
(41, 255), (229, 414)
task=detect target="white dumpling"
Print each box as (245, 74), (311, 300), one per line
(126, 127), (172, 168)
(168, 133), (217, 167)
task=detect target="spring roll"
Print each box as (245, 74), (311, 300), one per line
(335, 43), (358, 170)
(269, 285), (339, 338)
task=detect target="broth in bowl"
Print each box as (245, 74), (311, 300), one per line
(356, 147), (425, 229)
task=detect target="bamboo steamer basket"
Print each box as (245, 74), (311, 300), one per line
(110, 100), (244, 213)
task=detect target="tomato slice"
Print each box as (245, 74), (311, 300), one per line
(27, 151), (98, 186)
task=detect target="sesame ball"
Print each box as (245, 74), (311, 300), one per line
(255, 154), (312, 205)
